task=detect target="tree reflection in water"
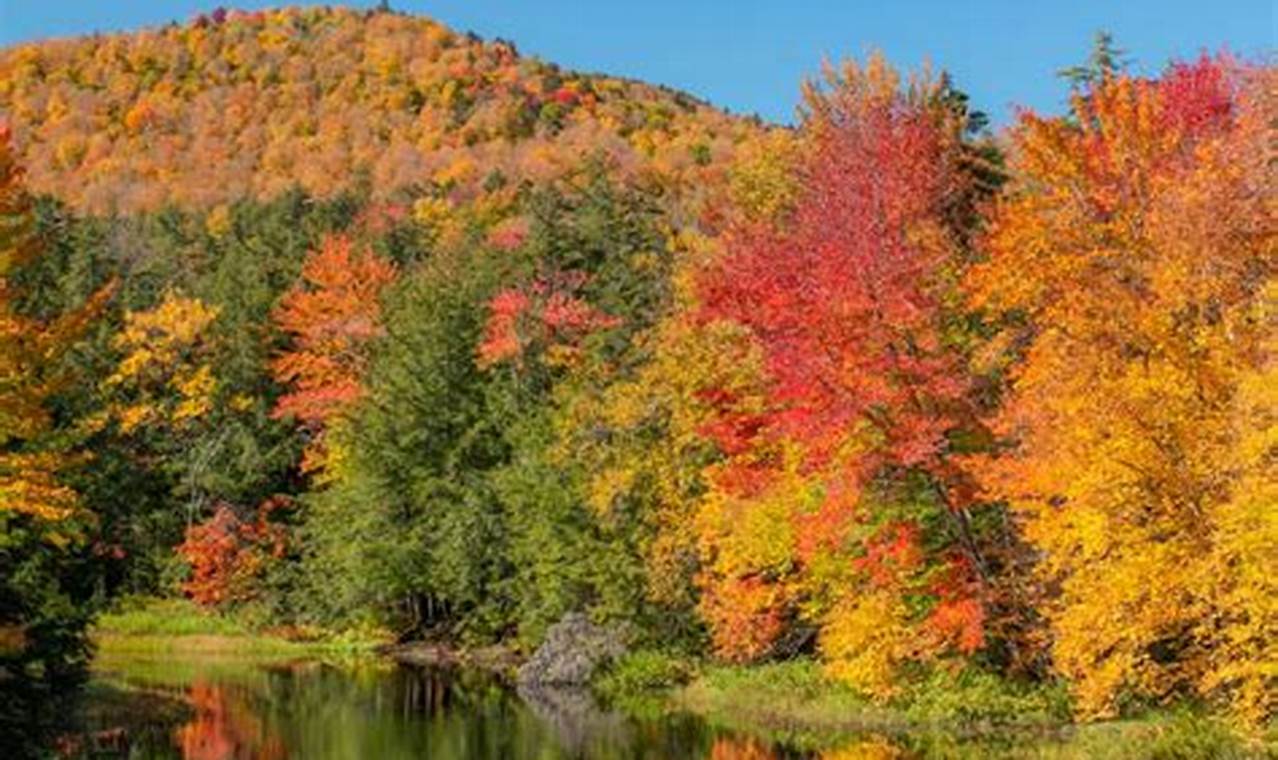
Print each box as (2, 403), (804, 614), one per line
(34, 658), (936, 759)
(57, 656), (760, 759)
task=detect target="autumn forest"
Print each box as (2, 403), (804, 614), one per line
(0, 5), (1273, 756)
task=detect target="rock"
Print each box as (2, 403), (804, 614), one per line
(516, 612), (627, 687)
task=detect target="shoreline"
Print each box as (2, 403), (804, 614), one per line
(89, 600), (1272, 757)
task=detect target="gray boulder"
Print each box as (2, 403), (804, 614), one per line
(516, 612), (627, 687)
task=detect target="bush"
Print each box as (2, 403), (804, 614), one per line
(595, 649), (696, 697)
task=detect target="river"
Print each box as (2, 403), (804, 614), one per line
(50, 651), (816, 759)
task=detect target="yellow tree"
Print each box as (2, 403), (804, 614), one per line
(0, 122), (96, 525)
(101, 290), (235, 524)
(104, 292), (221, 436)
(967, 57), (1275, 721)
(0, 122), (106, 664)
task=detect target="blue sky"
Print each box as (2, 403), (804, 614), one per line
(1, 1), (1273, 125)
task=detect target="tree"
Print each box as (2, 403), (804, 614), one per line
(300, 244), (509, 635)
(271, 234), (396, 474)
(966, 56), (1275, 721)
(480, 173), (682, 642)
(177, 496), (290, 609)
(692, 56), (997, 694)
(0, 123), (107, 737)
(1058, 31), (1128, 89)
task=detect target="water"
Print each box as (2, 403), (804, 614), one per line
(23, 653), (1178, 759)
(49, 652), (813, 759)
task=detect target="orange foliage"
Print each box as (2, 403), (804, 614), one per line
(271, 234), (396, 472)
(177, 497), (290, 608)
(966, 56), (1276, 720)
(0, 7), (759, 214)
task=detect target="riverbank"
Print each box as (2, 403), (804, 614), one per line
(92, 598), (386, 657)
(602, 655), (1273, 758)
(89, 603), (1272, 757)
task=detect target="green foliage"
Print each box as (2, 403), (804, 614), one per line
(595, 649), (697, 697)
(298, 169), (683, 647)
(899, 667), (1071, 726)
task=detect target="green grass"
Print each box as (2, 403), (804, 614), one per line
(676, 659), (902, 747)
(94, 597), (250, 637)
(595, 649), (697, 697)
(666, 659), (1269, 758)
(91, 597), (386, 656)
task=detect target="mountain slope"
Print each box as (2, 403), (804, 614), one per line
(0, 6), (760, 213)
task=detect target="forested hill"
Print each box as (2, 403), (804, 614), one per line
(0, 5), (757, 213)
(1, 7), (1273, 749)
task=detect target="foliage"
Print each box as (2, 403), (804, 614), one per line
(690, 55), (1003, 697)
(0, 6), (759, 214)
(103, 292), (221, 436)
(299, 239), (509, 636)
(595, 649), (697, 697)
(176, 497), (290, 608)
(0, 122), (103, 694)
(271, 233), (396, 474)
(0, 12), (1270, 738)
(966, 55), (1275, 723)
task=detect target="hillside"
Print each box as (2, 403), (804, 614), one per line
(0, 5), (759, 213)
(1, 9), (1273, 754)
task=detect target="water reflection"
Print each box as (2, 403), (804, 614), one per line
(175, 682), (285, 760)
(51, 654), (780, 759)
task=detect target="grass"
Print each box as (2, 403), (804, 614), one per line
(659, 658), (1269, 758)
(91, 597), (387, 657)
(675, 659), (903, 747)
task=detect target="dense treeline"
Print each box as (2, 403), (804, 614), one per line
(0, 7), (1273, 738)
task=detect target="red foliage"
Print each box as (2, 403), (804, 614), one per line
(551, 86), (579, 106)
(177, 497), (290, 608)
(477, 275), (620, 367)
(693, 69), (991, 665)
(486, 216), (530, 251)
(696, 88), (967, 480)
(1157, 54), (1236, 136)
(926, 562), (987, 654)
(852, 522), (925, 588)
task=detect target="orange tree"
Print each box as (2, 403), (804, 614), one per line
(967, 56), (1275, 722)
(270, 234), (396, 476)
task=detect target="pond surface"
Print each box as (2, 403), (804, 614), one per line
(28, 652), (1164, 759)
(53, 652), (816, 760)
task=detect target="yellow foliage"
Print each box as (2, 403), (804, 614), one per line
(821, 588), (916, 700)
(105, 292), (222, 435)
(205, 203), (232, 237)
(967, 62), (1276, 722)
(0, 451), (81, 522)
(0, 126), (99, 530)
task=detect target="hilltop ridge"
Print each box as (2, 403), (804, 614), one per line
(0, 5), (760, 213)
